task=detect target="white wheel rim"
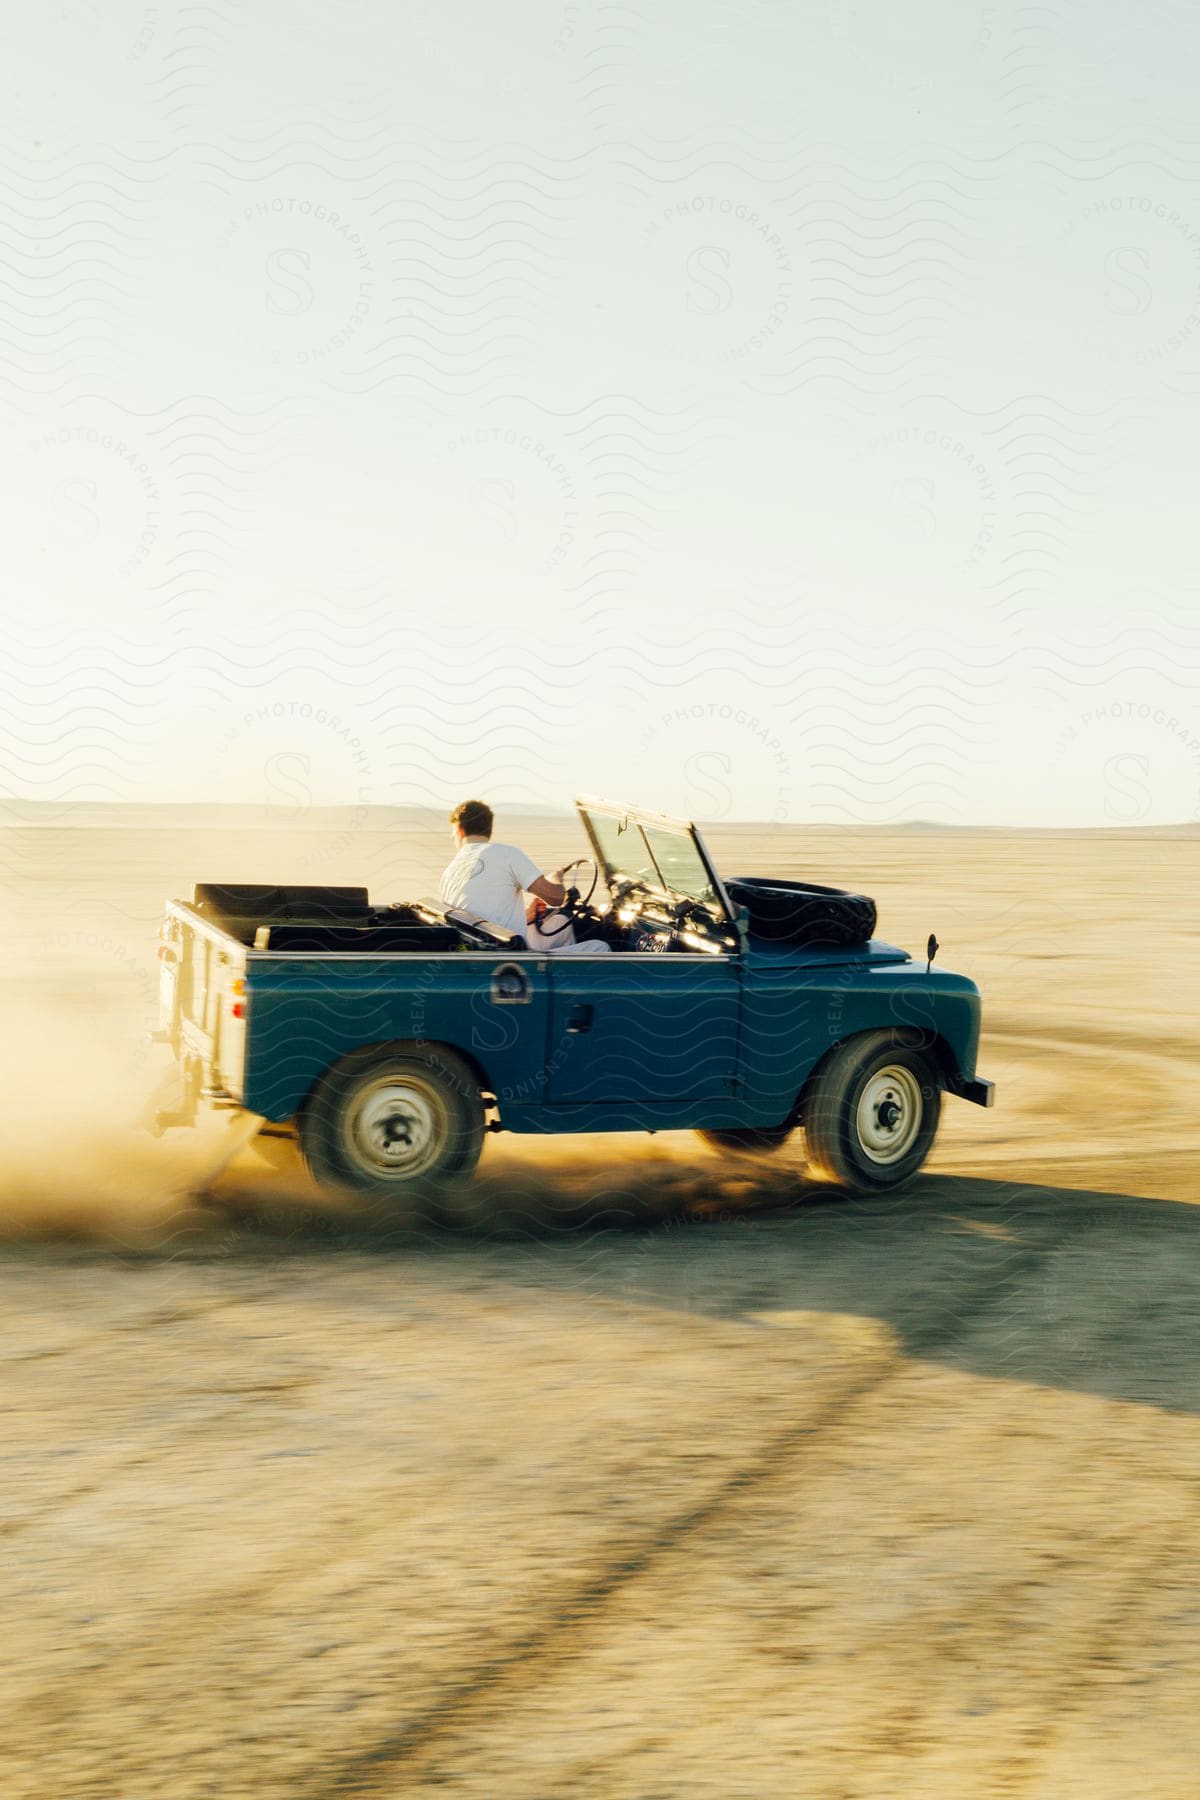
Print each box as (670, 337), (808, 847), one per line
(344, 1076), (446, 1179)
(855, 1064), (924, 1165)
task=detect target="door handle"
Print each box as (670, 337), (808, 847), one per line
(566, 1002), (593, 1034)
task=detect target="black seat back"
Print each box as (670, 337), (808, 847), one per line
(193, 883), (370, 925)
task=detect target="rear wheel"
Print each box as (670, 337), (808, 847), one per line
(300, 1046), (484, 1194)
(696, 1124), (794, 1155)
(803, 1031), (940, 1192)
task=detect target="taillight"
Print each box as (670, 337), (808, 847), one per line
(231, 1001), (246, 1020)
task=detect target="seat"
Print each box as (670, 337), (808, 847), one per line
(193, 883), (370, 925)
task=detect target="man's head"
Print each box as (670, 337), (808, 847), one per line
(450, 798), (493, 844)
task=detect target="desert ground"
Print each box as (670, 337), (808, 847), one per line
(1, 814), (1198, 1797)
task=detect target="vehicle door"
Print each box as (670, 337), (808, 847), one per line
(546, 950), (740, 1103)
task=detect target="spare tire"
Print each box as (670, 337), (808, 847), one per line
(726, 878), (876, 948)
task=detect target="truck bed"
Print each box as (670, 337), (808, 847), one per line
(187, 883), (519, 952)
(156, 885), (527, 1123)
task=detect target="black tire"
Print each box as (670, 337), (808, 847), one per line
(726, 878), (876, 949)
(696, 1124), (794, 1155)
(299, 1045), (484, 1195)
(802, 1030), (941, 1192)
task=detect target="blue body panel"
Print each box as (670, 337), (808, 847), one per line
(240, 937), (983, 1131)
(241, 955), (553, 1120)
(547, 954), (740, 1103)
(732, 940), (981, 1126)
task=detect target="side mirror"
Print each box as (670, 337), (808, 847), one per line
(926, 932), (939, 972)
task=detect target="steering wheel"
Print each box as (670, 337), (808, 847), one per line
(531, 856), (599, 939)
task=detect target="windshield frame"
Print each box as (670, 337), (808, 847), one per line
(574, 797), (737, 926)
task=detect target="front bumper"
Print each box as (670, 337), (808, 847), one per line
(955, 1076), (995, 1108)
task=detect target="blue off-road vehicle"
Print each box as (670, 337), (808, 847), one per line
(153, 799), (993, 1195)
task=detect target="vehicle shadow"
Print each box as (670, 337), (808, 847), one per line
(201, 1144), (1200, 1419)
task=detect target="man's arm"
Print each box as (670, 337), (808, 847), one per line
(529, 870), (566, 906)
(507, 848), (566, 909)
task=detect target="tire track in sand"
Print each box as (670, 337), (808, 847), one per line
(315, 1223), (1070, 1796)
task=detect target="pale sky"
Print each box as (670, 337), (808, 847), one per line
(2, 0), (1199, 827)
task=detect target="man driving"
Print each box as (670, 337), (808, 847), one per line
(440, 799), (613, 953)
(439, 799), (566, 945)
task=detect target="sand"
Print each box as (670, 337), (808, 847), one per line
(0, 816), (1197, 1796)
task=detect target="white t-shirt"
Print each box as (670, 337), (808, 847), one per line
(439, 839), (542, 944)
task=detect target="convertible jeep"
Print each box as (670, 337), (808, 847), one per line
(151, 798), (993, 1195)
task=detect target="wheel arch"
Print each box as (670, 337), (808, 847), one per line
(295, 1037), (492, 1125)
(794, 1025), (956, 1122)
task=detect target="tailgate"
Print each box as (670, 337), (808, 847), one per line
(159, 903), (249, 1101)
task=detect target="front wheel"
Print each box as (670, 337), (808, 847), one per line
(802, 1031), (941, 1192)
(300, 1046), (484, 1195)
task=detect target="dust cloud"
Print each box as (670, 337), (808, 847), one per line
(0, 936), (790, 1250)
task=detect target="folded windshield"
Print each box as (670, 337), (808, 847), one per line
(576, 801), (729, 917)
(640, 822), (717, 904)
